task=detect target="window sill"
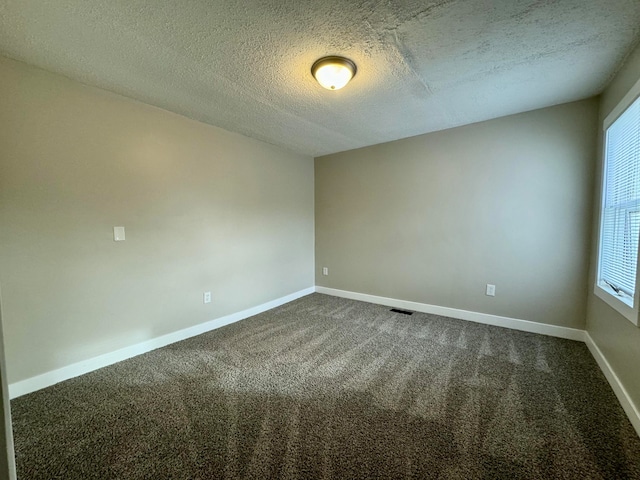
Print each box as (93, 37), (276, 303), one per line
(594, 282), (639, 326)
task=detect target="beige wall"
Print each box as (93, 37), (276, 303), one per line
(0, 56), (315, 384)
(316, 99), (598, 329)
(586, 43), (640, 409)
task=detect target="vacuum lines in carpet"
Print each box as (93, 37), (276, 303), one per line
(11, 293), (640, 479)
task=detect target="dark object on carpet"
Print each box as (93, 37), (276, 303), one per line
(11, 293), (640, 479)
(389, 308), (413, 315)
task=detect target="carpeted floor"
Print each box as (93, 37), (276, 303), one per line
(11, 293), (640, 479)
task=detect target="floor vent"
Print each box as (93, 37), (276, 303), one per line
(390, 308), (413, 315)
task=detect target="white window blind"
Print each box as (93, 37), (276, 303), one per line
(599, 95), (640, 304)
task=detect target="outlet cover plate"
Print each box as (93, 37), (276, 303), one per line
(486, 284), (496, 296)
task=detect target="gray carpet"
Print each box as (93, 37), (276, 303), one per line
(11, 293), (640, 479)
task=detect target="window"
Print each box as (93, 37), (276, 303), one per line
(596, 86), (640, 326)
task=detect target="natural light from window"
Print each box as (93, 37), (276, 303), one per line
(596, 91), (640, 326)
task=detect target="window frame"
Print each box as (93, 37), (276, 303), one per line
(595, 76), (640, 327)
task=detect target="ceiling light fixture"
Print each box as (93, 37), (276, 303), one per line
(311, 56), (357, 91)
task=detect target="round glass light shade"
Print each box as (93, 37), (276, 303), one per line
(311, 56), (357, 91)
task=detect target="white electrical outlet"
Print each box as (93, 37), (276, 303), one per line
(322, 267), (329, 276)
(203, 291), (212, 304)
(486, 284), (496, 297)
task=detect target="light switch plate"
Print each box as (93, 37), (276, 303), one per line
(113, 226), (126, 241)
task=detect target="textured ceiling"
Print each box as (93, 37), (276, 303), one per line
(1, 1), (640, 157)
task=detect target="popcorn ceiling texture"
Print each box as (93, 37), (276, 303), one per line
(1, 0), (639, 156)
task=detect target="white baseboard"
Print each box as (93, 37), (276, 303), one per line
(315, 286), (586, 341)
(9, 287), (315, 399)
(584, 333), (640, 437)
